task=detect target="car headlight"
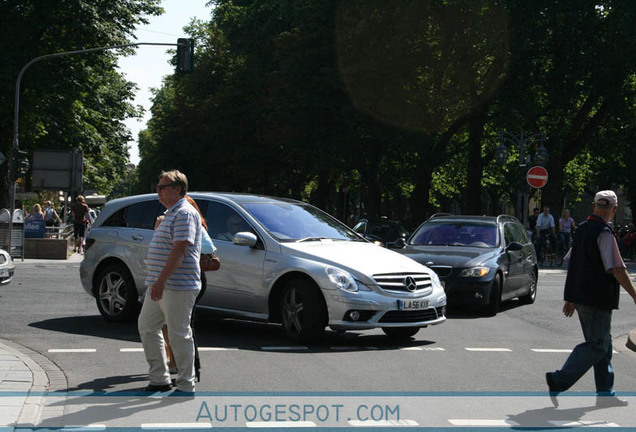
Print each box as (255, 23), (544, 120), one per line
(460, 267), (490, 277)
(325, 266), (359, 292)
(430, 271), (442, 288)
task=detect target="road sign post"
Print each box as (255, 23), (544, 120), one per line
(527, 166), (548, 189)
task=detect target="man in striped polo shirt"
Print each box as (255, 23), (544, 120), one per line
(138, 170), (202, 394)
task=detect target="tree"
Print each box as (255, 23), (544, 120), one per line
(0, 0), (162, 207)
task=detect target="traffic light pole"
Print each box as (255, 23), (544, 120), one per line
(8, 41), (191, 257)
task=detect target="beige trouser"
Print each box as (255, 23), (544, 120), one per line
(138, 288), (199, 391)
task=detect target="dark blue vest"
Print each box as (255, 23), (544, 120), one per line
(564, 216), (620, 310)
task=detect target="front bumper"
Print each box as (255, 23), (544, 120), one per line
(442, 278), (493, 305)
(0, 266), (15, 285)
(325, 286), (447, 330)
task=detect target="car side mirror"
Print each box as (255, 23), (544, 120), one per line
(387, 237), (406, 249)
(233, 232), (258, 247)
(506, 241), (523, 251)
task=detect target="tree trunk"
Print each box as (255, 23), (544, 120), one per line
(465, 109), (487, 214)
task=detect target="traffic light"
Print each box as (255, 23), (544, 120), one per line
(176, 38), (194, 74)
(11, 149), (29, 182)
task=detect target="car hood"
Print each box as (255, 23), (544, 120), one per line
(281, 240), (431, 276)
(397, 245), (499, 268)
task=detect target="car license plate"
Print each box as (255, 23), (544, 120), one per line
(397, 299), (429, 311)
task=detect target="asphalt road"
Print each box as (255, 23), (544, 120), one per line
(3, 259), (636, 428)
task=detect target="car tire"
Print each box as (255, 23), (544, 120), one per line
(280, 279), (327, 343)
(484, 273), (502, 316)
(519, 271), (537, 304)
(382, 327), (420, 339)
(95, 263), (140, 322)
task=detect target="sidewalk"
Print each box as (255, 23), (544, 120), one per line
(0, 338), (66, 430)
(1, 252), (81, 429)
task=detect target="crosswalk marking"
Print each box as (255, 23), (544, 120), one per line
(48, 349), (96, 353)
(50, 346), (625, 354)
(348, 419), (418, 427)
(449, 419), (520, 426)
(549, 421), (619, 427)
(141, 423), (212, 429)
(246, 421), (316, 428)
(465, 348), (512, 352)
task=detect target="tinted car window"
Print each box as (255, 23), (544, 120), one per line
(410, 222), (497, 247)
(244, 202), (361, 242)
(205, 201), (253, 241)
(102, 200), (165, 230)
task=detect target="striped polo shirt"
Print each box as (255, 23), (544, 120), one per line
(145, 198), (202, 291)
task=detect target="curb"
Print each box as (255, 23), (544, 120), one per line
(0, 339), (67, 428)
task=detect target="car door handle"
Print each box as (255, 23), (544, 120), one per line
(132, 234), (144, 241)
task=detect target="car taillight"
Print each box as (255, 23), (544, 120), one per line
(84, 238), (95, 251)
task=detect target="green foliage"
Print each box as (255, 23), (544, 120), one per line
(0, 0), (162, 207)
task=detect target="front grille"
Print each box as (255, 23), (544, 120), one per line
(430, 266), (452, 278)
(379, 309), (439, 323)
(373, 272), (433, 294)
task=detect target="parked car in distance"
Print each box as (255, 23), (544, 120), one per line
(392, 214), (537, 315)
(0, 248), (15, 285)
(353, 218), (410, 247)
(80, 193), (447, 342)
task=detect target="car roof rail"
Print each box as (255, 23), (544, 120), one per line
(427, 213), (453, 221)
(497, 214), (521, 224)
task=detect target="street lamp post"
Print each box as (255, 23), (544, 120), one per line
(495, 131), (548, 227)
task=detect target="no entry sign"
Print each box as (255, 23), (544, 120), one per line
(527, 166), (548, 188)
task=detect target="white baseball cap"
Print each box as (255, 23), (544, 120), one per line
(594, 190), (618, 207)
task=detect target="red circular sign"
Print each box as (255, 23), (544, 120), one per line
(527, 166), (548, 188)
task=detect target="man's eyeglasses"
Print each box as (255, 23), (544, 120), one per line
(157, 184), (175, 191)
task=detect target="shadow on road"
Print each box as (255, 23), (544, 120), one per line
(29, 315), (140, 342)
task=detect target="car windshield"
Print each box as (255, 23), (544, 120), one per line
(409, 221), (498, 247)
(243, 202), (364, 242)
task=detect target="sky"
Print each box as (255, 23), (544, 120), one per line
(118, 0), (212, 165)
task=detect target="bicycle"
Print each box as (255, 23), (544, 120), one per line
(538, 232), (558, 267)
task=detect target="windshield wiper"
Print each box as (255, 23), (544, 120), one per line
(297, 236), (329, 243)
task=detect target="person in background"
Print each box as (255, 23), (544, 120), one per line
(138, 170), (202, 394)
(546, 190), (636, 408)
(528, 208), (540, 241)
(535, 205), (556, 259)
(71, 195), (90, 253)
(27, 203), (45, 221)
(558, 208), (576, 253)
(43, 200), (62, 227)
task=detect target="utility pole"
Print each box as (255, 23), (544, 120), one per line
(8, 40), (194, 256)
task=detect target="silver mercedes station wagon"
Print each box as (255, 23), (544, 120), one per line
(79, 193), (446, 342)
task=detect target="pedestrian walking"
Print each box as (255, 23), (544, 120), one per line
(137, 170), (202, 394)
(546, 190), (636, 408)
(43, 200), (62, 227)
(71, 196), (90, 253)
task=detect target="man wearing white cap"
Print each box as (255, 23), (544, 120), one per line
(546, 190), (636, 407)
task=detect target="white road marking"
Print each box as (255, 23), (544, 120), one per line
(119, 348), (144, 352)
(400, 347), (423, 351)
(348, 419), (419, 427)
(449, 419), (520, 426)
(549, 420), (619, 427)
(61, 426), (106, 431)
(141, 423), (212, 429)
(465, 348), (512, 352)
(246, 421), (316, 428)
(48, 349), (96, 353)
(531, 349), (572, 353)
(198, 347), (239, 351)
